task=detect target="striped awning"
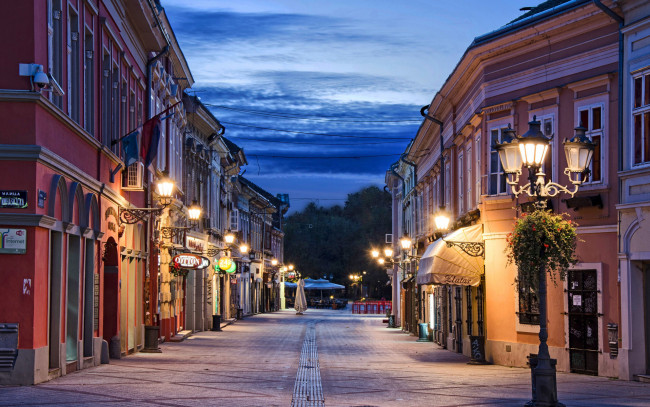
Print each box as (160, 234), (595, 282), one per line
(416, 224), (484, 286)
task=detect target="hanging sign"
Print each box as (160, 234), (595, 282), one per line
(0, 191), (27, 209)
(172, 253), (203, 270)
(216, 256), (236, 273)
(0, 229), (27, 254)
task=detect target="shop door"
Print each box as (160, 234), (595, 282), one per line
(568, 269), (598, 375)
(643, 263), (650, 374)
(454, 286), (462, 353)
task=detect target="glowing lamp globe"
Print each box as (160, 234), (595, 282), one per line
(563, 125), (595, 183)
(518, 117), (550, 168)
(400, 234), (412, 250)
(188, 200), (201, 222)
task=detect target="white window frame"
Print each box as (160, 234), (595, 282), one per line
(487, 119), (513, 196)
(475, 133), (481, 206)
(466, 145), (472, 211)
(575, 96), (608, 186)
(529, 111), (557, 182)
(444, 161), (451, 214)
(458, 151), (464, 215)
(631, 67), (650, 167)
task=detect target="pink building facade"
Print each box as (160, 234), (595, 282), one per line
(390, 0), (627, 378)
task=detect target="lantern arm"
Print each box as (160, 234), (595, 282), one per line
(563, 167), (590, 185)
(509, 181), (532, 198)
(505, 169), (522, 186)
(539, 181), (579, 198)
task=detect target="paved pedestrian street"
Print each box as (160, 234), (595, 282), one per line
(2, 309), (649, 407)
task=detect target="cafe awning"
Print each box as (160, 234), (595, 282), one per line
(417, 224), (484, 287)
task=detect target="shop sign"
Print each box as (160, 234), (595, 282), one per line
(0, 229), (27, 254)
(0, 191), (27, 209)
(186, 236), (205, 252)
(216, 256), (236, 273)
(172, 253), (203, 269)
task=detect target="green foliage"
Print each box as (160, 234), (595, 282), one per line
(284, 186), (392, 299)
(505, 209), (578, 288)
(170, 262), (189, 278)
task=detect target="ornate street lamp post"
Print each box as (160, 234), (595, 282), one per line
(495, 117), (595, 407)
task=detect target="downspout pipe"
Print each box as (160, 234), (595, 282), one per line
(420, 105), (445, 210)
(592, 0), (623, 173)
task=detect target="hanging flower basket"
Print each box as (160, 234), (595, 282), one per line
(505, 209), (578, 289)
(170, 262), (189, 278)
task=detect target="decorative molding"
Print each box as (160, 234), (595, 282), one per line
(520, 88), (561, 105)
(0, 214), (57, 228)
(575, 224), (617, 234)
(482, 102), (514, 115)
(0, 144), (126, 207)
(566, 73), (612, 95)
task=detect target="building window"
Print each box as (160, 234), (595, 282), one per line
(633, 70), (650, 166)
(475, 134), (481, 205)
(101, 51), (111, 147)
(578, 104), (604, 183)
(68, 9), (80, 123)
(111, 64), (120, 156)
(489, 127), (509, 195)
(83, 31), (94, 135)
(444, 161), (451, 213)
(458, 152), (464, 215)
(518, 279), (540, 325)
(466, 146), (472, 211)
(536, 114), (555, 180)
(48, 0), (64, 108)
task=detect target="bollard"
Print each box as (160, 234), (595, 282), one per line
(141, 325), (161, 353)
(211, 314), (222, 331)
(236, 308), (243, 320)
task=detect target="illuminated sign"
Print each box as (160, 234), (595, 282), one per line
(172, 253), (203, 270)
(216, 256), (236, 273)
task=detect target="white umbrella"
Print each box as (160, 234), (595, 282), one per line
(295, 279), (307, 315)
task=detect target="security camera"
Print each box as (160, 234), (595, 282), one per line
(33, 68), (50, 88)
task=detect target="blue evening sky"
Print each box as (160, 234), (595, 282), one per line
(163, 0), (530, 212)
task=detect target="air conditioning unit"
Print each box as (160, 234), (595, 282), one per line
(385, 234), (393, 244)
(122, 162), (144, 190)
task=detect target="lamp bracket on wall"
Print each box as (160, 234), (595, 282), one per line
(443, 239), (485, 258)
(109, 163), (123, 183)
(119, 206), (163, 225)
(160, 226), (190, 239)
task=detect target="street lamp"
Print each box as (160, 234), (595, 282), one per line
(271, 258), (278, 266)
(495, 117), (595, 407)
(187, 200), (201, 226)
(239, 243), (249, 254)
(495, 117), (595, 198)
(399, 233), (412, 250)
(434, 210), (451, 232)
(156, 175), (175, 206)
(384, 248), (393, 258)
(224, 231), (235, 244)
(119, 176), (176, 224)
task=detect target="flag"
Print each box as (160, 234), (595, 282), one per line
(141, 116), (161, 169)
(121, 130), (140, 167)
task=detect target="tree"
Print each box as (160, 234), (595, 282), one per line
(284, 186), (392, 299)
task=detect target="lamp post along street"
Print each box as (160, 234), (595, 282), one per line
(496, 117), (594, 407)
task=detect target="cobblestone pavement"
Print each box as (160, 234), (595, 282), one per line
(2, 308), (649, 406)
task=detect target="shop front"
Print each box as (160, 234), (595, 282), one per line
(417, 224), (486, 358)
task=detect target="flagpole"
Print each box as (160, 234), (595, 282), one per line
(111, 101), (181, 146)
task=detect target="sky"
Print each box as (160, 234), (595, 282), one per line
(163, 0), (530, 212)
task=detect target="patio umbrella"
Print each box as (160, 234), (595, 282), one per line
(303, 278), (345, 299)
(295, 279), (307, 315)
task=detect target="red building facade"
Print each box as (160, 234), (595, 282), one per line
(0, 0), (190, 384)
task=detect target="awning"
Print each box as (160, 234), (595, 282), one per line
(417, 224), (484, 286)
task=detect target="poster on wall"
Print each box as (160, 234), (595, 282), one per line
(0, 229), (27, 254)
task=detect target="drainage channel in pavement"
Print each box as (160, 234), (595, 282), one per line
(291, 322), (325, 407)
